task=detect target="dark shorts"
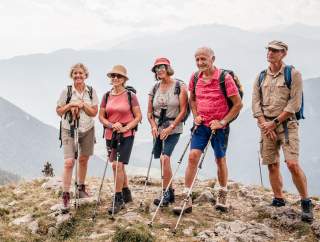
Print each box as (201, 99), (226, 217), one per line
(106, 135), (134, 165)
(153, 133), (180, 159)
(190, 125), (229, 159)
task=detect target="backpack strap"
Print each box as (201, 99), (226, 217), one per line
(174, 79), (182, 95)
(284, 65), (294, 89)
(87, 85), (93, 100)
(66, 85), (73, 104)
(64, 85), (73, 121)
(258, 70), (267, 88)
(258, 70), (267, 103)
(127, 91), (135, 118)
(151, 82), (161, 113)
(127, 90), (138, 132)
(219, 70), (233, 109)
(192, 72), (200, 98)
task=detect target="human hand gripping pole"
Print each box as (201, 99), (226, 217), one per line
(149, 125), (198, 227)
(173, 130), (214, 233)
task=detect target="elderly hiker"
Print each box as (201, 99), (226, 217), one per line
(147, 57), (188, 207)
(173, 47), (243, 215)
(56, 63), (99, 213)
(252, 40), (313, 222)
(99, 65), (142, 215)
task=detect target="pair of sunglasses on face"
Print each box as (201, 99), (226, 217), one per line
(110, 73), (125, 79)
(267, 48), (283, 53)
(154, 64), (167, 73)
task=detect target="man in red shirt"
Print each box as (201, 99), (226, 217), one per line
(173, 47), (242, 214)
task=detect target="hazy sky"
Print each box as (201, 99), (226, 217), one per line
(0, 0), (319, 59)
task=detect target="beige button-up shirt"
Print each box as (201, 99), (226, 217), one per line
(57, 84), (99, 133)
(252, 64), (303, 118)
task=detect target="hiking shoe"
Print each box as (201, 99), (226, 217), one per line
(107, 193), (125, 215)
(61, 192), (70, 214)
(122, 187), (133, 203)
(78, 184), (90, 198)
(271, 197), (286, 207)
(301, 199), (314, 223)
(154, 188), (175, 207)
(172, 198), (192, 215)
(215, 189), (229, 212)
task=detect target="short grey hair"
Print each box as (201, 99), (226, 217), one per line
(195, 47), (215, 59)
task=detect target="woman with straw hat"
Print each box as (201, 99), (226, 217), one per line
(99, 65), (142, 214)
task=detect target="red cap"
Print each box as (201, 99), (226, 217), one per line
(151, 57), (171, 72)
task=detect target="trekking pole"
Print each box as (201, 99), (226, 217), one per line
(257, 150), (264, 187)
(92, 146), (110, 221)
(160, 139), (165, 198)
(139, 138), (156, 207)
(149, 127), (197, 227)
(73, 118), (80, 209)
(173, 131), (214, 233)
(111, 134), (121, 220)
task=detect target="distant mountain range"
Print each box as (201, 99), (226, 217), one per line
(0, 97), (105, 180)
(0, 23), (319, 130)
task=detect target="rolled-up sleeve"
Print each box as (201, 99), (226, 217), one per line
(283, 70), (302, 114)
(91, 89), (99, 106)
(252, 75), (264, 118)
(57, 89), (67, 107)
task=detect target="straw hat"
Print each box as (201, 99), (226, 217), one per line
(107, 65), (129, 80)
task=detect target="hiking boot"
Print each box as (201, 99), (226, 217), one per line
(215, 189), (228, 212)
(61, 192), (70, 214)
(78, 184), (90, 198)
(122, 187), (133, 203)
(172, 197), (192, 215)
(301, 199), (314, 223)
(154, 188), (175, 207)
(107, 193), (125, 215)
(271, 197), (286, 207)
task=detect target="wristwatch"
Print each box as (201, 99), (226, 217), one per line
(219, 119), (227, 126)
(273, 117), (280, 126)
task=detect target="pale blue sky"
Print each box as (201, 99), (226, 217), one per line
(0, 0), (319, 59)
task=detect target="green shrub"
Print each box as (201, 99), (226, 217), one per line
(112, 224), (155, 242)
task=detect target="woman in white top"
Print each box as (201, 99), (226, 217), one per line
(56, 63), (98, 213)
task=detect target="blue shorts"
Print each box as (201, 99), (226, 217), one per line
(190, 125), (230, 158)
(153, 133), (180, 159)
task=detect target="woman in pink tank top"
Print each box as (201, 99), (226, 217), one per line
(99, 65), (142, 215)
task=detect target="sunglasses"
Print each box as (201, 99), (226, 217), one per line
(267, 48), (282, 53)
(154, 64), (167, 72)
(110, 73), (125, 79)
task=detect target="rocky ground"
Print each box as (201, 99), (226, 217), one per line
(0, 176), (319, 242)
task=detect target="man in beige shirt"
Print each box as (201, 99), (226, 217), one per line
(252, 40), (313, 222)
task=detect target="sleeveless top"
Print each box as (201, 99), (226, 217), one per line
(149, 80), (183, 134)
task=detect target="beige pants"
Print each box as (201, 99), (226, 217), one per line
(260, 120), (299, 165)
(61, 127), (95, 159)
